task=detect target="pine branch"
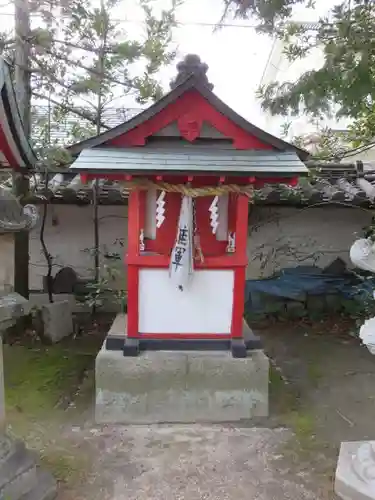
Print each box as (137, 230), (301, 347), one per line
(33, 44), (137, 91)
(32, 91), (110, 130)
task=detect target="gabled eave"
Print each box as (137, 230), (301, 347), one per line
(66, 74), (309, 161)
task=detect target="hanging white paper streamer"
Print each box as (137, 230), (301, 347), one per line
(350, 238), (375, 355)
(359, 318), (375, 355)
(169, 196), (194, 291)
(216, 194), (229, 241)
(209, 195), (219, 234)
(350, 238), (375, 273)
(156, 190), (166, 228)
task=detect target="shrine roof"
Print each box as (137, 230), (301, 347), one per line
(69, 148), (308, 176)
(66, 71), (308, 160)
(0, 58), (37, 170)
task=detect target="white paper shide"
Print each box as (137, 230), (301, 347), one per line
(169, 195), (194, 291)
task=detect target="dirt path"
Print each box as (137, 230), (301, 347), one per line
(58, 425), (317, 500)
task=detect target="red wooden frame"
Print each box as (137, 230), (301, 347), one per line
(125, 187), (250, 340)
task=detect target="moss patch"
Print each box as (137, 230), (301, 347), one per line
(4, 343), (96, 424)
(2, 334), (103, 485)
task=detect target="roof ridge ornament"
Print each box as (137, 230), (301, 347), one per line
(170, 54), (214, 90)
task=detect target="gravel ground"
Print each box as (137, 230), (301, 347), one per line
(60, 425), (317, 500)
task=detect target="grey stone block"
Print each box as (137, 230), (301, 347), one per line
(95, 344), (269, 424)
(0, 441), (37, 500)
(0, 293), (30, 332)
(335, 440), (375, 500)
(0, 436), (57, 500)
(41, 300), (73, 343)
(20, 470), (57, 500)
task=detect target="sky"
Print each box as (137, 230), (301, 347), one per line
(119, 0), (332, 135)
(0, 0), (341, 139)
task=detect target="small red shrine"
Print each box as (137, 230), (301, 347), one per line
(69, 55), (308, 358)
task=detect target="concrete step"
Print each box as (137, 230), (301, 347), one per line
(0, 441), (37, 500)
(20, 469), (57, 500)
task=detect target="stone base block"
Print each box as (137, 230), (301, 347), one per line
(95, 341), (269, 424)
(41, 300), (73, 343)
(335, 441), (375, 500)
(0, 435), (57, 500)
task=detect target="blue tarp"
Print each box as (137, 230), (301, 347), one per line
(245, 265), (375, 314)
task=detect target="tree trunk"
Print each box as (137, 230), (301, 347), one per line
(13, 0), (31, 299)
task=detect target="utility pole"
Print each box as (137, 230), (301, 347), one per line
(13, 0), (31, 298)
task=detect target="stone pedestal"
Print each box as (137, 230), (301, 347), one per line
(41, 300), (73, 343)
(335, 441), (375, 500)
(95, 314), (269, 424)
(0, 293), (57, 500)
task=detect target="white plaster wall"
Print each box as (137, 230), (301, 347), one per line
(247, 206), (372, 278)
(28, 205), (128, 290)
(0, 205), (370, 293)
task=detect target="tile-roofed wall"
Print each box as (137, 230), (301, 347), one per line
(0, 160), (370, 206)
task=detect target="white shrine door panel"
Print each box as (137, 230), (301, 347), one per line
(138, 269), (234, 334)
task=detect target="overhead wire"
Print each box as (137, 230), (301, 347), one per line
(0, 10), (261, 28)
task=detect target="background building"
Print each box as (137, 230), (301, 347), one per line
(257, 22), (351, 140)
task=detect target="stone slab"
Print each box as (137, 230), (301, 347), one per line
(0, 446), (36, 500)
(20, 469), (57, 500)
(41, 300), (73, 343)
(95, 342), (269, 424)
(335, 441), (375, 500)
(0, 435), (57, 500)
(108, 312), (126, 337)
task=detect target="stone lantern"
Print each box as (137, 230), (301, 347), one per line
(0, 189), (57, 499)
(0, 56), (56, 499)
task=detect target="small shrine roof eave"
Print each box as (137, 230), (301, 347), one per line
(0, 58), (37, 170)
(65, 74), (309, 161)
(68, 148), (308, 177)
